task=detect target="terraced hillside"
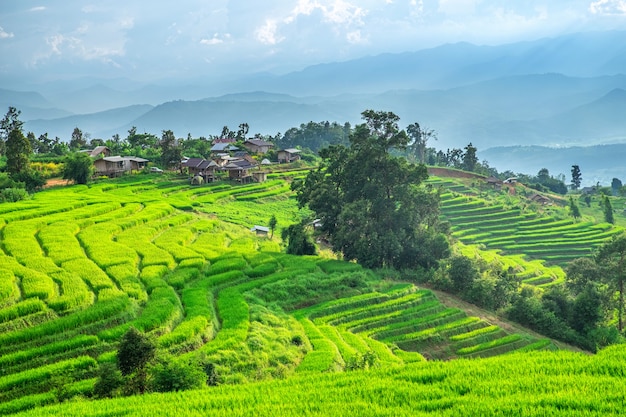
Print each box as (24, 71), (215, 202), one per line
(0, 174), (555, 414)
(428, 176), (624, 283)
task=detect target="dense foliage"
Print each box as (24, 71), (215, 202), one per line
(294, 110), (449, 269)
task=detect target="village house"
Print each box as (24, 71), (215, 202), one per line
(277, 148), (302, 163)
(94, 156), (149, 177)
(223, 159), (257, 183)
(243, 139), (274, 154)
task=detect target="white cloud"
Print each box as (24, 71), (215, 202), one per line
(29, 6), (46, 12)
(200, 33), (228, 45)
(256, 19), (284, 45)
(589, 0), (626, 14)
(0, 26), (14, 39)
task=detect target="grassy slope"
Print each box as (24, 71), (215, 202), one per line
(1, 171), (625, 415)
(12, 346), (626, 416)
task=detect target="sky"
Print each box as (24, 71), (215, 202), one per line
(1, 0), (626, 86)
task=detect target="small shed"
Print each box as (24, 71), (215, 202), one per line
(485, 176), (503, 189)
(277, 148), (302, 163)
(252, 171), (267, 183)
(529, 193), (551, 205)
(250, 225), (269, 236)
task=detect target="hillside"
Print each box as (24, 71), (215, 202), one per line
(0, 170), (623, 415)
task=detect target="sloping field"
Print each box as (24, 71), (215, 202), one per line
(428, 175), (624, 285)
(11, 346), (626, 416)
(0, 174), (559, 414)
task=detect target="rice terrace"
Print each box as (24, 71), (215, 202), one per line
(0, 125), (625, 416)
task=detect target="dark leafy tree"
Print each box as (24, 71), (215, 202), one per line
(569, 197), (581, 220)
(611, 178), (622, 196)
(448, 256), (478, 294)
(69, 127), (86, 151)
(160, 130), (182, 170)
(236, 123), (249, 141)
(0, 106), (24, 155)
(117, 327), (156, 394)
(596, 233), (626, 331)
(6, 129), (32, 175)
(293, 110), (447, 269)
(571, 284), (603, 334)
(63, 152), (94, 184)
(406, 122), (436, 164)
(566, 257), (601, 295)
(281, 221), (316, 256)
(603, 196), (614, 224)
(571, 165), (582, 190)
(461, 142), (478, 172)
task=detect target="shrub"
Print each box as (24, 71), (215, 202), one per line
(0, 188), (29, 202)
(149, 356), (206, 392)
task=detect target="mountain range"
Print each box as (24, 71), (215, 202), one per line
(1, 30), (625, 182)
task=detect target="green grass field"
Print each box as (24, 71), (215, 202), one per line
(0, 172), (624, 415)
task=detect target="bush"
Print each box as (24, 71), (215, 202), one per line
(93, 362), (123, 398)
(149, 356), (207, 392)
(0, 187), (28, 202)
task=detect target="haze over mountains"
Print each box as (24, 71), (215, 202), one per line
(2, 30), (626, 184)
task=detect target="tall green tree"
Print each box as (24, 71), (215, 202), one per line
(611, 178), (622, 196)
(571, 165), (582, 190)
(596, 234), (626, 331)
(6, 129), (32, 175)
(462, 142), (478, 172)
(269, 214), (278, 239)
(569, 196), (581, 220)
(0, 106), (24, 155)
(604, 196), (614, 224)
(69, 127), (86, 151)
(160, 130), (182, 170)
(293, 110), (448, 269)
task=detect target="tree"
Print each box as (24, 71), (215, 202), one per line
(569, 197), (581, 220)
(603, 196), (614, 224)
(611, 178), (622, 196)
(461, 142), (478, 172)
(69, 127), (86, 151)
(269, 214), (278, 239)
(117, 327), (156, 394)
(571, 165), (582, 190)
(0, 106), (24, 155)
(596, 234), (626, 332)
(448, 256), (478, 294)
(160, 130), (182, 170)
(293, 110), (447, 269)
(236, 123), (249, 141)
(63, 152), (94, 184)
(5, 129), (32, 175)
(406, 123), (436, 164)
(281, 221), (316, 256)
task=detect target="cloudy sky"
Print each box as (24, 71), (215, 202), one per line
(1, 0), (625, 86)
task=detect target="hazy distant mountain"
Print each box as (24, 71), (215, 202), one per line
(24, 105), (154, 140)
(7, 30), (626, 154)
(118, 99), (350, 139)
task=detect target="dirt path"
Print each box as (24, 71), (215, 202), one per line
(44, 178), (71, 188)
(421, 284), (588, 354)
